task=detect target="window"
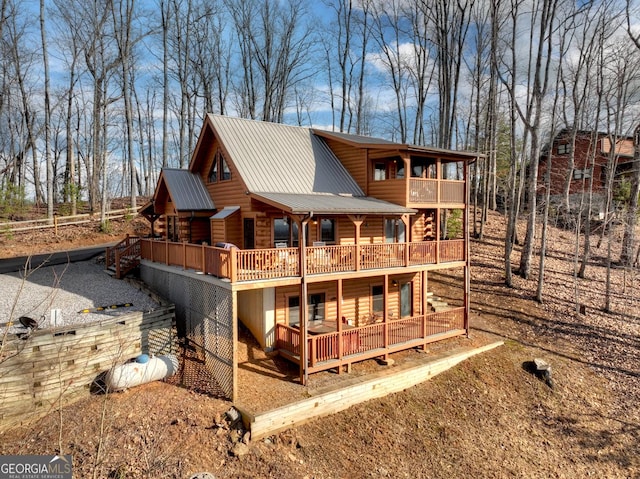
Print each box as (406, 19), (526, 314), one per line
(273, 218), (299, 247)
(321, 219), (335, 243)
(385, 218), (405, 243)
(221, 157), (231, 181)
(400, 282), (412, 317)
(557, 143), (571, 155)
(372, 285), (384, 315)
(573, 168), (592, 180)
(374, 163), (387, 181)
(208, 149), (231, 183)
(274, 219), (289, 246)
(411, 157), (437, 178)
(288, 296), (300, 327)
(308, 293), (325, 321)
(208, 158), (218, 183)
(288, 294), (325, 325)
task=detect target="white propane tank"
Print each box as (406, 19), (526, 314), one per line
(105, 354), (179, 391)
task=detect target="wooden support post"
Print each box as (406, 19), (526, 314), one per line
(402, 214), (410, 267)
(299, 215), (311, 385)
(165, 238), (169, 266)
(201, 242), (206, 274)
(182, 241), (187, 270)
(230, 248), (237, 282)
(383, 274), (389, 359)
(337, 279), (343, 373)
(464, 159), (472, 338)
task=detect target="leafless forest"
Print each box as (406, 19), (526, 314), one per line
(1, 0), (640, 298)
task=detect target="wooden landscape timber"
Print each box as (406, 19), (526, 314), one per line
(237, 341), (504, 440)
(0, 306), (176, 432)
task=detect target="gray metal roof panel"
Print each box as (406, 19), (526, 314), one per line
(314, 129), (482, 159)
(211, 206), (240, 219)
(208, 115), (364, 196)
(162, 168), (215, 211)
(253, 192), (416, 215)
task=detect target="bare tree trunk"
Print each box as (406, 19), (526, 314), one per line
(40, 0), (53, 220)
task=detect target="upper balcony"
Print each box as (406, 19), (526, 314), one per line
(139, 238), (465, 284)
(367, 155), (466, 207)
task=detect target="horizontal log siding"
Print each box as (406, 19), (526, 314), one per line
(203, 137), (252, 215)
(275, 283), (338, 326)
(322, 138), (368, 189)
(255, 216), (273, 249)
(368, 178), (407, 205)
(211, 220), (226, 245)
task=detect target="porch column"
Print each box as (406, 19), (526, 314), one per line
(435, 208), (441, 264)
(348, 215), (365, 272)
(299, 215), (312, 385)
(464, 159), (472, 337)
(337, 279), (343, 372)
(402, 213), (410, 267)
(383, 273), (389, 359)
(422, 270), (428, 349)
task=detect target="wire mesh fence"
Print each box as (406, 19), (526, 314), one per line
(141, 265), (234, 399)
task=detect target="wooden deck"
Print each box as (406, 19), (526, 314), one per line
(139, 239), (465, 283)
(275, 308), (466, 374)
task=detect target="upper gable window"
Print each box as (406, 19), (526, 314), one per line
(557, 143), (571, 155)
(208, 149), (231, 183)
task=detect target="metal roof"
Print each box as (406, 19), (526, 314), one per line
(208, 115), (364, 196)
(161, 168), (215, 211)
(211, 206), (240, 219)
(313, 129), (482, 159)
(252, 192), (416, 216)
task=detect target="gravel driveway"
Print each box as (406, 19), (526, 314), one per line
(0, 259), (160, 335)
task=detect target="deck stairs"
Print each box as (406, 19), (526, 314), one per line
(105, 236), (142, 279)
(426, 291), (451, 312)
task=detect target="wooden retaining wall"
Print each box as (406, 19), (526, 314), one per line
(239, 341), (503, 440)
(0, 306), (175, 432)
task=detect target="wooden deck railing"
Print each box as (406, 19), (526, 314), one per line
(138, 238), (465, 283)
(106, 235), (141, 276)
(408, 178), (465, 204)
(275, 307), (465, 373)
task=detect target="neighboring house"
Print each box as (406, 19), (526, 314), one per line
(115, 114), (479, 391)
(538, 129), (635, 217)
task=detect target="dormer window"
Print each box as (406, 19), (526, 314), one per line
(208, 149), (231, 183)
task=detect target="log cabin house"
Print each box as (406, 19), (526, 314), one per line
(538, 129), (636, 218)
(123, 114), (479, 387)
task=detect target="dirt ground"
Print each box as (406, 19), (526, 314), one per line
(0, 209), (638, 478)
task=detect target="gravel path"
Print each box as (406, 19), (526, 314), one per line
(0, 260), (160, 335)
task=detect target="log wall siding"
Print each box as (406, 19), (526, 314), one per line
(203, 137), (252, 213)
(0, 307), (176, 432)
(322, 138), (368, 189)
(189, 217), (210, 244)
(273, 274), (421, 328)
(367, 179), (407, 205)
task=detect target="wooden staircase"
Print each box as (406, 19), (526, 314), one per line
(426, 291), (451, 313)
(105, 235), (141, 279)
